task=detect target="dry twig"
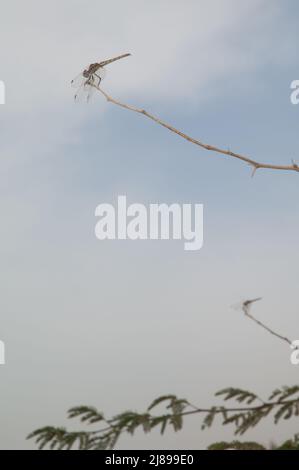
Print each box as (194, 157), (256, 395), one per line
(241, 298), (296, 348)
(94, 85), (299, 175)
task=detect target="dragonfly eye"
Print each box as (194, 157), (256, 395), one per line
(83, 70), (89, 78)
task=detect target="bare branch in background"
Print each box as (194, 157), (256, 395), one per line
(240, 298), (296, 348)
(94, 85), (299, 175)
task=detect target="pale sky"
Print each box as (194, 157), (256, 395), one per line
(0, 0), (299, 449)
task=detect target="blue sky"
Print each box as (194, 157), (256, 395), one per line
(0, 0), (299, 449)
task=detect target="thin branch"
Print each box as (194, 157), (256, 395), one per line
(93, 84), (299, 175)
(241, 298), (295, 347)
(164, 399), (297, 417)
(29, 392), (299, 449)
(87, 400), (294, 436)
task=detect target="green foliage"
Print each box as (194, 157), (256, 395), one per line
(216, 388), (258, 404)
(269, 386), (299, 401)
(277, 434), (299, 450)
(214, 385), (299, 436)
(201, 407), (227, 431)
(27, 427), (92, 450)
(218, 403), (273, 436)
(28, 386), (299, 450)
(208, 441), (265, 450)
(68, 406), (104, 424)
(28, 395), (189, 450)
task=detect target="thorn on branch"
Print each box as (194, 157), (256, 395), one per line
(251, 164), (260, 177)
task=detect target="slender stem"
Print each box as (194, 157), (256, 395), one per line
(93, 85), (299, 175)
(241, 298), (295, 347)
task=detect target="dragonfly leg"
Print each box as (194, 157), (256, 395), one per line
(94, 73), (102, 86)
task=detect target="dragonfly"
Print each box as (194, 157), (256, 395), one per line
(231, 297), (262, 313)
(71, 53), (131, 102)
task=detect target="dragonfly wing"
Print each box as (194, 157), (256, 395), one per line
(71, 72), (85, 88)
(74, 80), (96, 103)
(74, 82), (89, 102)
(231, 300), (245, 311)
(86, 82), (97, 102)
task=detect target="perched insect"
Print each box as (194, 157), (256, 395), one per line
(71, 53), (131, 101)
(231, 297), (262, 313)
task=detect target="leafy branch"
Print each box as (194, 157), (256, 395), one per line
(28, 386), (299, 450)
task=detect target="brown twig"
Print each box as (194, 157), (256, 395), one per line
(94, 85), (299, 175)
(241, 298), (295, 347)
